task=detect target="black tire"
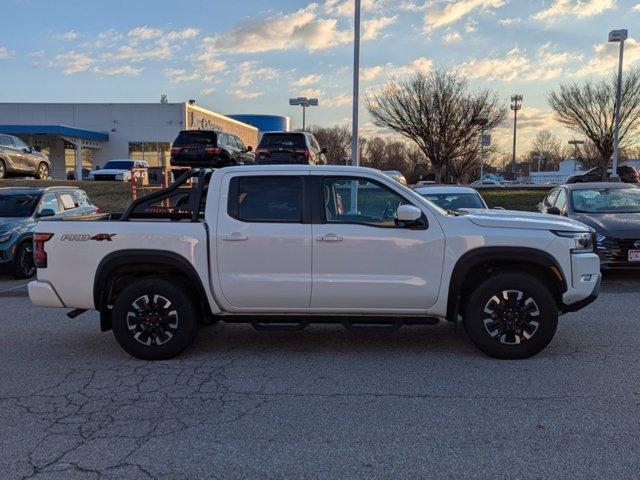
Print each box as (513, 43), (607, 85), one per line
(0, 159), (6, 179)
(36, 162), (49, 180)
(11, 242), (36, 279)
(463, 272), (558, 359)
(111, 278), (200, 360)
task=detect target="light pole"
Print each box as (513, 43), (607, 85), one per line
(474, 118), (489, 181)
(568, 139), (585, 172)
(289, 97), (318, 131)
(609, 29), (628, 180)
(510, 94), (523, 175)
(351, 0), (361, 167)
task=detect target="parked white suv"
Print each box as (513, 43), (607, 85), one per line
(28, 165), (601, 360)
(88, 160), (149, 182)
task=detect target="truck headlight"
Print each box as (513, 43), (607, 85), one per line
(553, 231), (594, 253)
(0, 231), (13, 243)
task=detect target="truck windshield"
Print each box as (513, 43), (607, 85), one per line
(0, 193), (39, 217)
(103, 161), (135, 170)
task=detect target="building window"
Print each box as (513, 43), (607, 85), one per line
(129, 142), (171, 166)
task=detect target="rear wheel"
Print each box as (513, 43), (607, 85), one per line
(36, 162), (49, 180)
(463, 272), (558, 359)
(111, 278), (200, 360)
(0, 159), (5, 179)
(12, 242), (36, 279)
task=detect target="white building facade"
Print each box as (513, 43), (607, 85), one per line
(0, 102), (260, 179)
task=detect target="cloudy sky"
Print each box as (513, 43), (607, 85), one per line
(1, 0), (639, 153)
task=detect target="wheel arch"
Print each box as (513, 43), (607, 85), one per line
(446, 247), (567, 321)
(94, 249), (217, 331)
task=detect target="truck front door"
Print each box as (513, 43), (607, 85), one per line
(215, 173), (312, 309)
(310, 175), (445, 312)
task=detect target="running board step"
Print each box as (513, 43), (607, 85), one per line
(250, 320), (310, 332)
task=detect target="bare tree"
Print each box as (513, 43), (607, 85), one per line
(366, 69), (506, 182)
(548, 68), (640, 179)
(361, 136), (387, 170)
(526, 130), (563, 171)
(307, 125), (351, 164)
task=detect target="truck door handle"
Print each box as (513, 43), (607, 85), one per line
(317, 233), (343, 242)
(222, 233), (248, 242)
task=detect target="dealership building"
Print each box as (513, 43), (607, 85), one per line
(0, 102), (289, 179)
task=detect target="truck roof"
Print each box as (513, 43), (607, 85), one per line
(220, 164), (383, 175)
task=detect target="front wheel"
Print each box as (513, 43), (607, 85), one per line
(36, 162), (49, 180)
(0, 159), (6, 179)
(463, 272), (558, 359)
(111, 278), (200, 360)
(12, 242), (36, 279)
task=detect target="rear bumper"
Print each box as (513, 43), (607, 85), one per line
(28, 280), (65, 308)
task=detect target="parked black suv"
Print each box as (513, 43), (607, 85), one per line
(0, 134), (51, 180)
(170, 130), (255, 168)
(566, 165), (639, 184)
(255, 132), (327, 165)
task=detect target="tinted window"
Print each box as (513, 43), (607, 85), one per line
(555, 189), (567, 212)
(217, 133), (228, 146)
(235, 137), (246, 150)
(544, 190), (559, 208)
(13, 137), (29, 150)
(0, 193), (39, 217)
(230, 177), (302, 222)
(259, 133), (306, 149)
(173, 131), (217, 146)
(323, 177), (410, 227)
(103, 161), (135, 170)
(420, 192), (486, 210)
(0, 135), (13, 147)
(39, 193), (61, 214)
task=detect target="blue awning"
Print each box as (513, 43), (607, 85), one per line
(0, 124), (109, 142)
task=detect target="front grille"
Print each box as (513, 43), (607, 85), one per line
(93, 175), (117, 181)
(597, 237), (640, 262)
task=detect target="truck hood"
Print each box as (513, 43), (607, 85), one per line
(91, 169), (130, 175)
(462, 209), (588, 232)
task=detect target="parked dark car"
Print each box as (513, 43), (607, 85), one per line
(539, 182), (640, 268)
(254, 132), (327, 165)
(170, 130), (254, 168)
(0, 134), (51, 180)
(89, 160), (149, 182)
(566, 165), (639, 184)
(0, 187), (101, 278)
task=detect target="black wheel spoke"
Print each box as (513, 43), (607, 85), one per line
(127, 294), (179, 347)
(484, 290), (540, 346)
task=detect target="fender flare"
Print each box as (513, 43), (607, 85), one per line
(93, 249), (215, 314)
(446, 246), (567, 320)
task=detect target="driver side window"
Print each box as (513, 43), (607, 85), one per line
(322, 177), (410, 227)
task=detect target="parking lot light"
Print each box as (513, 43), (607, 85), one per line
(289, 97), (318, 131)
(609, 29), (628, 180)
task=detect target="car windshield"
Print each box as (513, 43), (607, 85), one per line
(0, 193), (39, 217)
(259, 134), (306, 149)
(419, 192), (486, 210)
(102, 161), (135, 170)
(572, 188), (640, 214)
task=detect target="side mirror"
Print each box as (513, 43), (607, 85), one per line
(320, 147), (328, 154)
(38, 208), (56, 218)
(397, 204), (422, 222)
(546, 206), (561, 215)
(246, 146), (253, 152)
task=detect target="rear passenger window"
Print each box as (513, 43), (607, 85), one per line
(229, 177), (302, 223)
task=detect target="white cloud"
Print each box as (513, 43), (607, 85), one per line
(236, 61), (279, 87)
(443, 29), (462, 42)
(575, 38), (640, 76)
(201, 87), (216, 95)
(128, 26), (163, 40)
(55, 30), (78, 41)
(361, 57), (433, 82)
(361, 65), (385, 81)
(166, 28), (200, 41)
(533, 0), (615, 22)
(164, 68), (202, 83)
(325, 93), (352, 107)
(189, 51), (227, 74)
(499, 17), (522, 25)
(0, 46), (15, 59)
(100, 65), (142, 76)
(201, 4), (351, 54)
(228, 89), (264, 99)
(425, 0), (506, 31)
(464, 19), (478, 32)
(102, 39), (172, 62)
(634, 2), (640, 10)
(49, 51), (96, 74)
(292, 74), (322, 86)
(324, 0), (384, 16)
(295, 88), (324, 98)
(362, 16), (397, 41)
(27, 50), (45, 58)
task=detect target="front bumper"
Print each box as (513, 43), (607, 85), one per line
(28, 281), (65, 308)
(560, 252), (601, 313)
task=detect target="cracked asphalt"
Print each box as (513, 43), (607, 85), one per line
(1, 272), (639, 479)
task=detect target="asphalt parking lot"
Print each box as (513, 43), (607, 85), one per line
(1, 272), (639, 480)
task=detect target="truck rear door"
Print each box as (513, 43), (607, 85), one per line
(215, 172), (312, 309)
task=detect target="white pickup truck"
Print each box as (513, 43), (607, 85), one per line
(28, 165), (601, 360)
